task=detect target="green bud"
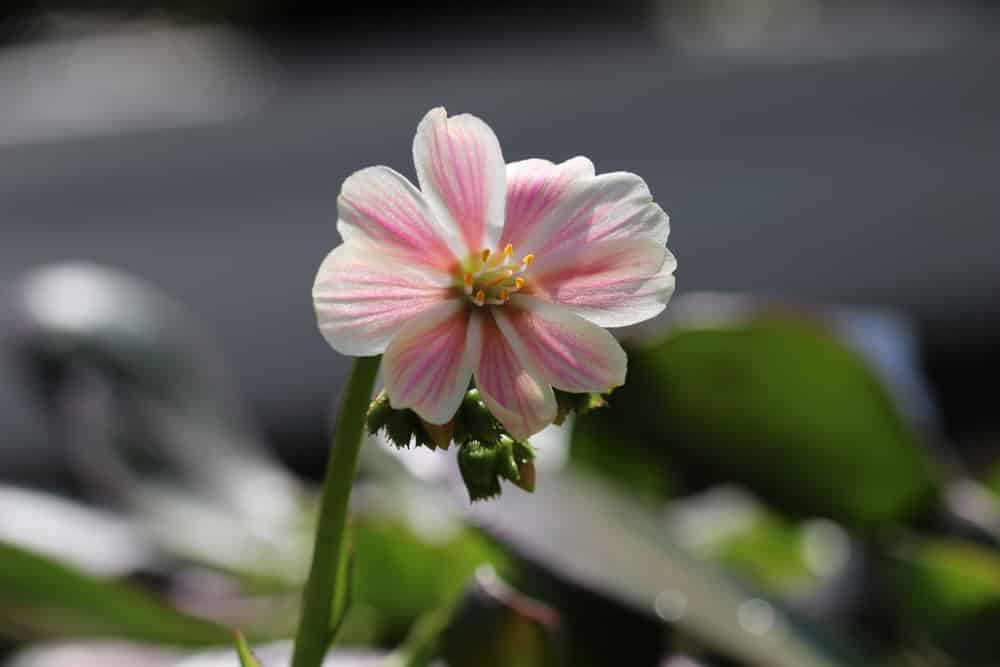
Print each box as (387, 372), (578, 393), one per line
(495, 436), (521, 484)
(510, 439), (536, 492)
(458, 388), (505, 444)
(371, 386), (541, 499)
(457, 436), (537, 501)
(513, 459), (536, 493)
(457, 440), (503, 501)
(385, 409), (414, 448)
(368, 390), (457, 450)
(366, 390), (393, 435)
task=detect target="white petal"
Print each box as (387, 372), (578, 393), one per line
(383, 300), (480, 425)
(475, 311), (556, 440)
(531, 239), (677, 328)
(500, 156), (595, 251)
(495, 296), (627, 393)
(312, 242), (453, 356)
(519, 171), (669, 266)
(413, 107), (507, 257)
(337, 165), (459, 272)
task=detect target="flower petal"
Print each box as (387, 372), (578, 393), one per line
(518, 171), (669, 266)
(413, 107), (506, 257)
(475, 311), (556, 440)
(494, 296), (627, 394)
(383, 300), (481, 425)
(313, 242), (454, 356)
(337, 165), (458, 272)
(500, 157), (594, 251)
(530, 239), (677, 328)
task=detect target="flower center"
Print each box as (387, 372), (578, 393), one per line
(459, 243), (533, 307)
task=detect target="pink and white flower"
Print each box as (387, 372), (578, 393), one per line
(313, 108), (675, 440)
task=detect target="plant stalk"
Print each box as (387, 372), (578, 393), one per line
(291, 355), (381, 667)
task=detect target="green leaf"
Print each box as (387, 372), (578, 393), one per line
(469, 471), (874, 667)
(886, 537), (1000, 665)
(577, 318), (939, 531)
(350, 517), (510, 641)
(0, 539), (229, 645)
(667, 488), (850, 598)
(235, 630), (263, 667)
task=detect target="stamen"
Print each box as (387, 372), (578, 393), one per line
(463, 247), (534, 307)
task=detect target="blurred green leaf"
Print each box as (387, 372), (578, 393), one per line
(577, 318), (939, 531)
(986, 459), (1000, 497)
(887, 537), (1000, 665)
(349, 516), (510, 642)
(667, 488), (851, 598)
(469, 471), (873, 667)
(712, 514), (812, 594)
(0, 539), (228, 646)
(377, 607), (450, 667)
(571, 409), (676, 502)
(235, 630), (263, 667)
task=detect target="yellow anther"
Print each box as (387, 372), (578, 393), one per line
(474, 289), (486, 305)
(464, 272), (473, 287)
(522, 254), (534, 266)
(481, 248), (491, 263)
(500, 288), (510, 303)
(503, 243), (514, 258)
(514, 277), (525, 290)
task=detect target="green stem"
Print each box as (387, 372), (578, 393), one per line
(291, 355), (381, 667)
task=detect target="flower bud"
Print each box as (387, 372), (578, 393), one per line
(386, 409), (414, 448)
(457, 440), (503, 501)
(455, 388), (504, 444)
(457, 435), (536, 502)
(366, 390), (394, 435)
(368, 389), (456, 450)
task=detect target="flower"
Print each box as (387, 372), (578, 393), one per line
(313, 108), (675, 440)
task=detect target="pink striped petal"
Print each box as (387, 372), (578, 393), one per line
(383, 301), (481, 425)
(518, 171), (669, 266)
(530, 239), (677, 328)
(499, 157), (594, 251)
(337, 166), (458, 272)
(413, 107), (506, 257)
(475, 312), (556, 440)
(495, 296), (626, 394)
(313, 242), (454, 355)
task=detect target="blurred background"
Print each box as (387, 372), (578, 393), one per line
(1, 1), (999, 666)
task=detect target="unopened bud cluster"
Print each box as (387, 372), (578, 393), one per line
(367, 387), (607, 501)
